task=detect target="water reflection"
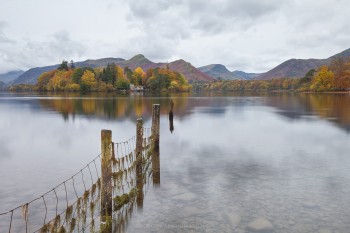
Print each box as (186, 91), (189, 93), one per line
(2, 92), (349, 131)
(266, 93), (350, 132)
(169, 99), (174, 134)
(2, 92), (350, 233)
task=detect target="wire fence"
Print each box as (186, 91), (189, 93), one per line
(0, 126), (155, 233)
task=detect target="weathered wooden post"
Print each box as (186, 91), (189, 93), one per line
(152, 104), (160, 185)
(100, 130), (112, 232)
(136, 118), (144, 209)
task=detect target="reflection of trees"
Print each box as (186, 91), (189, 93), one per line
(38, 93), (190, 121)
(268, 93), (350, 131)
(37, 92), (350, 131)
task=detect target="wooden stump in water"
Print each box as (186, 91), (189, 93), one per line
(152, 104), (160, 185)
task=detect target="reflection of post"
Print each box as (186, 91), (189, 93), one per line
(100, 130), (112, 233)
(136, 118), (144, 209)
(152, 104), (160, 185)
(169, 99), (174, 133)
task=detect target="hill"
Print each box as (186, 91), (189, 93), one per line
(257, 48), (350, 80)
(198, 64), (260, 80)
(165, 60), (214, 82)
(198, 64), (235, 80)
(0, 70), (25, 83)
(329, 48), (350, 59)
(12, 55), (213, 85)
(232, 70), (260, 80)
(257, 59), (328, 80)
(117, 54), (162, 70)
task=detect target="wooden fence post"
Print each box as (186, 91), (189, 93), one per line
(136, 118), (144, 208)
(152, 104), (160, 185)
(100, 129), (112, 232)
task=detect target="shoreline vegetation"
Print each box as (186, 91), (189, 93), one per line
(8, 60), (192, 93)
(6, 57), (350, 93)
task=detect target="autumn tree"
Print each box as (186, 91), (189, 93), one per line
(81, 70), (97, 92)
(311, 66), (335, 91)
(133, 67), (146, 85)
(330, 58), (350, 90)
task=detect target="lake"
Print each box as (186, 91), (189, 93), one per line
(1, 92), (350, 233)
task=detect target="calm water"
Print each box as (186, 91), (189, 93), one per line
(1, 92), (350, 233)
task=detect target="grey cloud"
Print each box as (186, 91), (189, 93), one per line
(0, 30), (86, 73)
(1, 0), (350, 73)
(127, 0), (287, 36)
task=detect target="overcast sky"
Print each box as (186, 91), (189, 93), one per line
(0, 0), (350, 74)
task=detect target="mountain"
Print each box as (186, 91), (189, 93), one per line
(117, 54), (162, 70)
(12, 65), (59, 85)
(257, 59), (328, 80)
(165, 60), (214, 82)
(257, 48), (350, 80)
(198, 64), (260, 80)
(11, 55), (213, 85)
(329, 48), (350, 59)
(198, 64), (235, 80)
(232, 70), (260, 80)
(0, 70), (25, 83)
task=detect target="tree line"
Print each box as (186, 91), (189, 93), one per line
(10, 61), (192, 92)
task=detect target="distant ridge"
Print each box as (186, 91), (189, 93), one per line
(0, 70), (24, 83)
(256, 59), (327, 80)
(8, 47), (350, 84)
(198, 64), (260, 80)
(256, 47), (350, 80)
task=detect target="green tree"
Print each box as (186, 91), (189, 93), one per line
(57, 60), (69, 71)
(70, 60), (75, 69)
(71, 68), (84, 84)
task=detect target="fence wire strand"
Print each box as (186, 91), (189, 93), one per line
(1, 125), (155, 233)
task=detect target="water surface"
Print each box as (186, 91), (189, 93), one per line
(1, 92), (350, 232)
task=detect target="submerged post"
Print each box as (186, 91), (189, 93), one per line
(152, 104), (160, 185)
(152, 104), (160, 153)
(100, 130), (112, 232)
(136, 118), (144, 209)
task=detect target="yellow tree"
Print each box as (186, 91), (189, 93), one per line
(133, 67), (146, 85)
(47, 74), (62, 91)
(311, 66), (335, 91)
(115, 66), (124, 79)
(81, 70), (97, 91)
